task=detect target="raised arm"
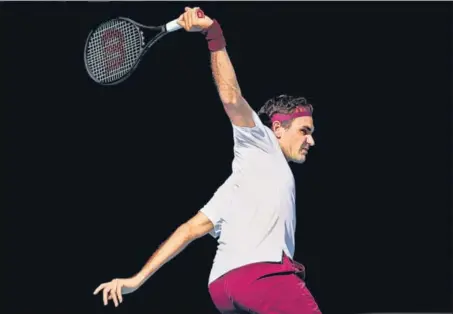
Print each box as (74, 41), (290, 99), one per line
(211, 48), (255, 127)
(178, 7), (256, 127)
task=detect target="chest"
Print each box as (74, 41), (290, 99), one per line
(230, 152), (295, 210)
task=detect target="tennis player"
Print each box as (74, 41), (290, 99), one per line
(94, 7), (321, 313)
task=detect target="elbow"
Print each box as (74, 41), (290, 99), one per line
(180, 223), (203, 241)
(221, 97), (238, 108)
(183, 220), (213, 240)
(177, 223), (196, 242)
(222, 95), (244, 110)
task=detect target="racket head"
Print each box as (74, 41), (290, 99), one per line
(84, 17), (146, 85)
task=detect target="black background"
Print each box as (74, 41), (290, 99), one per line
(3, 2), (452, 314)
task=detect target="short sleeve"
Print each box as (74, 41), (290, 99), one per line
(199, 177), (234, 238)
(231, 111), (277, 153)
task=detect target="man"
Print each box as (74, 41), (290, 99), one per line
(94, 7), (321, 313)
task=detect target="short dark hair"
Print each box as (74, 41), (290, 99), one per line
(257, 94), (313, 128)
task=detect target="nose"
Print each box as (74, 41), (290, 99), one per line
(307, 135), (315, 147)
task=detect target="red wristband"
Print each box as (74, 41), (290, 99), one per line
(202, 19), (226, 52)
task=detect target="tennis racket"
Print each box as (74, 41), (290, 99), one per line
(84, 11), (204, 86)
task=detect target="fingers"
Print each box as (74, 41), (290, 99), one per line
(93, 283), (106, 295)
(179, 7), (204, 31)
(103, 284), (109, 306)
(116, 281), (123, 304)
(179, 11), (191, 31)
(190, 7), (199, 23)
(177, 13), (185, 29)
(191, 7), (203, 24)
(110, 289), (119, 307)
(95, 280), (122, 307)
(110, 280), (119, 307)
(191, 7), (199, 18)
(185, 9), (193, 31)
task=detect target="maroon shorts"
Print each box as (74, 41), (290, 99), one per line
(208, 253), (321, 313)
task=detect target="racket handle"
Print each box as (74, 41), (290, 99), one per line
(165, 19), (182, 33)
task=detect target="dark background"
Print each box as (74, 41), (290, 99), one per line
(3, 2), (452, 314)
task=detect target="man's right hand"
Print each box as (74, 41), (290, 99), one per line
(93, 277), (140, 307)
(177, 7), (213, 32)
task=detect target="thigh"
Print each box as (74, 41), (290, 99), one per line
(209, 278), (237, 313)
(233, 273), (322, 314)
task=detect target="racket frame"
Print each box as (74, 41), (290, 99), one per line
(84, 17), (178, 86)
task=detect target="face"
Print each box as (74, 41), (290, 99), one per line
(273, 116), (315, 164)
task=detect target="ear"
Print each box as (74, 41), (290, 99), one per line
(272, 121), (284, 139)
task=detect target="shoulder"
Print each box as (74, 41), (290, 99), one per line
(232, 111), (279, 153)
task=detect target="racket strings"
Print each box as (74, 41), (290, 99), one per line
(85, 20), (143, 84)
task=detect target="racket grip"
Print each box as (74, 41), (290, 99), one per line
(165, 19), (182, 33)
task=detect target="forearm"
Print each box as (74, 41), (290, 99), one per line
(134, 224), (194, 286)
(211, 48), (243, 105)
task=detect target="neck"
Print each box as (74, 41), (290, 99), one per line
(278, 141), (291, 163)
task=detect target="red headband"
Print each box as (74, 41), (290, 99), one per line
(270, 106), (312, 123)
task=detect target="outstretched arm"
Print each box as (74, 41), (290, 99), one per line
(134, 212), (214, 286)
(93, 211), (213, 307)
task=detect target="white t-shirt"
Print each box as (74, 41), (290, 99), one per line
(200, 111), (297, 285)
